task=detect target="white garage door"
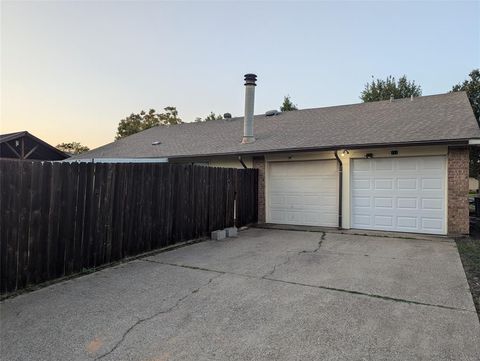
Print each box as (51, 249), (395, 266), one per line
(351, 156), (446, 235)
(267, 160), (338, 227)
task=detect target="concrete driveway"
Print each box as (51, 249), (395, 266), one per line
(1, 228), (479, 360)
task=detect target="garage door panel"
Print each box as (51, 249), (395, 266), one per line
(352, 196), (371, 208)
(374, 179), (393, 190)
(374, 215), (394, 227)
(304, 212), (336, 225)
(286, 212), (303, 223)
(423, 157), (444, 170)
(397, 158), (418, 171)
(271, 210), (338, 227)
(267, 160), (338, 227)
(353, 159), (372, 171)
(353, 214), (372, 226)
(397, 216), (417, 229)
(398, 178), (418, 190)
(374, 159), (394, 171)
(386, 208), (444, 218)
(270, 210), (286, 223)
(270, 193), (337, 208)
(421, 198), (443, 210)
(302, 195), (324, 205)
(422, 178), (443, 190)
(284, 194), (305, 206)
(269, 194), (286, 206)
(353, 179), (371, 190)
(397, 197), (418, 209)
(352, 156), (446, 235)
(374, 197), (393, 208)
(421, 218), (443, 232)
(270, 179), (336, 193)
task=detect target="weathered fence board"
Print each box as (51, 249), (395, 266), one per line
(0, 160), (258, 295)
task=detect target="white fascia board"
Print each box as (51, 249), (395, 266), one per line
(469, 139), (480, 145)
(65, 158), (169, 163)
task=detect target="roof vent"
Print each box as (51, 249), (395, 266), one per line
(151, 141), (161, 145)
(224, 113), (232, 119)
(265, 110), (280, 116)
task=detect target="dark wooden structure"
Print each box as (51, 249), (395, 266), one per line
(0, 160), (258, 295)
(0, 131), (69, 161)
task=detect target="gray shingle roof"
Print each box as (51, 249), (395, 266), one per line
(72, 92), (480, 160)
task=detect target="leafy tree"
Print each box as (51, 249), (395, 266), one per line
(452, 69), (480, 177)
(280, 96), (298, 111)
(452, 69), (480, 120)
(56, 142), (90, 155)
(204, 112), (223, 121)
(361, 75), (422, 102)
(195, 112), (223, 122)
(115, 107), (182, 140)
(160, 106), (182, 125)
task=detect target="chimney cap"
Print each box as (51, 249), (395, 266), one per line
(244, 73), (257, 86)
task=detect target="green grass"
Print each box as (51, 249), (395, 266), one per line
(456, 238), (480, 319)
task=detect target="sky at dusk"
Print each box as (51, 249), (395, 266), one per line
(1, 1), (479, 148)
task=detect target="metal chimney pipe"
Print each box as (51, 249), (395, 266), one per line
(242, 73), (257, 144)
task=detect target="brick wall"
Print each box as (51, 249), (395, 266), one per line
(448, 147), (470, 235)
(253, 156), (266, 223)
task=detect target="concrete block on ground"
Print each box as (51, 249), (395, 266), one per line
(211, 229), (226, 241)
(225, 227), (238, 237)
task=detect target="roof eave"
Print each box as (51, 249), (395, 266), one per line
(167, 139), (471, 160)
(0, 131), (70, 159)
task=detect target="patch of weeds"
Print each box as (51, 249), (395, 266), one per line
(456, 237), (480, 320)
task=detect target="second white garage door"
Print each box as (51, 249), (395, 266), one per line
(267, 160), (338, 227)
(351, 156), (446, 235)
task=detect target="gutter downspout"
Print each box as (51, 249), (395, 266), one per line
(334, 150), (343, 229)
(238, 156), (248, 169)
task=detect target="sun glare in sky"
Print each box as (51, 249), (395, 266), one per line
(1, 1), (478, 149)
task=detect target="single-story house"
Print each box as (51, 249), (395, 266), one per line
(0, 131), (69, 161)
(71, 74), (480, 236)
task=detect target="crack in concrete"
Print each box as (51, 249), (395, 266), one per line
(142, 258), (226, 274)
(141, 258), (475, 314)
(262, 232), (326, 279)
(142, 259), (254, 279)
(261, 254), (292, 279)
(299, 232), (325, 254)
(262, 277), (475, 313)
(94, 273), (222, 360)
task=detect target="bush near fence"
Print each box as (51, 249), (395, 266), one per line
(0, 160), (258, 295)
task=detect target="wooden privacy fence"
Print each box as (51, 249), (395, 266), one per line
(0, 160), (258, 295)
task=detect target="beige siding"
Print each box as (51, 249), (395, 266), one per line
(170, 156), (253, 169)
(209, 157), (253, 169)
